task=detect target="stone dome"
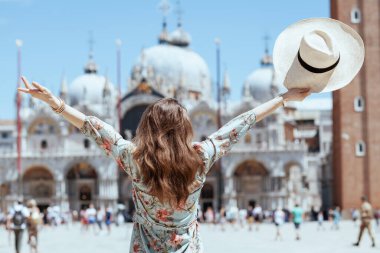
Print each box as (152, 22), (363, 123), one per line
(169, 27), (191, 47)
(244, 54), (284, 103)
(69, 63), (116, 106)
(130, 44), (211, 99)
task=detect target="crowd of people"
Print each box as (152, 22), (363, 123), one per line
(0, 200), (130, 253)
(1, 196), (379, 252)
(196, 197), (380, 246)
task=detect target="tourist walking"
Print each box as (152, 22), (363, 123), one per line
(6, 200), (30, 253)
(353, 196), (376, 248)
(253, 204), (263, 231)
(105, 206), (113, 235)
(351, 208), (360, 227)
(331, 206), (341, 230)
(96, 207), (104, 233)
(18, 75), (310, 252)
(291, 204), (304, 240)
(317, 211), (325, 231)
(26, 199), (41, 253)
(247, 205), (254, 231)
(274, 207), (285, 241)
(86, 204), (97, 233)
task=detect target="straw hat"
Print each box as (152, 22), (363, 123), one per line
(273, 18), (365, 93)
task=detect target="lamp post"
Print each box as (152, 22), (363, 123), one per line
(15, 39), (23, 200)
(214, 38), (224, 210)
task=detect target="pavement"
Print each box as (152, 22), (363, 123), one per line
(0, 221), (379, 253)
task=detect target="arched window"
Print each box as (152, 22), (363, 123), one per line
(356, 141), (366, 157)
(84, 139), (90, 149)
(354, 96), (364, 112)
(41, 140), (47, 149)
(351, 7), (361, 24)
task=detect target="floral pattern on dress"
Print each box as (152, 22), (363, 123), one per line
(80, 108), (256, 253)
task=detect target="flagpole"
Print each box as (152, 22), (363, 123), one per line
(16, 39), (23, 200)
(115, 39), (122, 134)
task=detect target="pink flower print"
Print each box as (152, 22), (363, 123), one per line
(133, 242), (141, 253)
(229, 129), (239, 143)
(169, 232), (183, 248)
(100, 138), (112, 155)
(156, 209), (171, 222)
(115, 157), (125, 169)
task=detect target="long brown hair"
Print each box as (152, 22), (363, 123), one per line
(133, 98), (204, 208)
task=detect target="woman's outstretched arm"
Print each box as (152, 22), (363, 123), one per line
(253, 88), (310, 122)
(198, 88), (310, 170)
(18, 77), (134, 174)
(18, 76), (86, 129)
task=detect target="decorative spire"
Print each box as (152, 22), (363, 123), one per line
(103, 70), (111, 98)
(222, 70), (231, 93)
(261, 34), (273, 66)
(59, 73), (68, 100)
(243, 81), (251, 100)
(176, 0), (183, 28)
(158, 0), (171, 44)
(84, 31), (98, 74)
(168, 0), (191, 47)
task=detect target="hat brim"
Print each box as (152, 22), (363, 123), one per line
(273, 18), (365, 93)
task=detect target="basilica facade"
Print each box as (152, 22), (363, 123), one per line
(0, 16), (332, 214)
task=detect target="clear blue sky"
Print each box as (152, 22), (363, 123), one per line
(0, 0), (330, 119)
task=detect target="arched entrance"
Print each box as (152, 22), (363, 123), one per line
(118, 170), (134, 215)
(121, 104), (150, 138)
(66, 163), (98, 211)
(233, 160), (268, 209)
(23, 167), (54, 210)
(200, 183), (215, 212)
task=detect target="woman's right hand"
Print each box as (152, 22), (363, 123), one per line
(281, 88), (311, 102)
(17, 76), (60, 109)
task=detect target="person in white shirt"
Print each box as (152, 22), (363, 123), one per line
(86, 204), (97, 233)
(6, 200), (30, 253)
(274, 207), (285, 241)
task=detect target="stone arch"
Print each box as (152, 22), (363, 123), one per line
(121, 104), (150, 138)
(233, 160), (268, 209)
(200, 182), (215, 211)
(27, 116), (61, 135)
(22, 166), (55, 206)
(118, 170), (134, 214)
(66, 162), (98, 211)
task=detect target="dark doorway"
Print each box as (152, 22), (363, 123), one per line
(121, 105), (150, 138)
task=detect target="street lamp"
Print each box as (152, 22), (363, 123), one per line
(15, 39), (23, 200)
(214, 38), (224, 210)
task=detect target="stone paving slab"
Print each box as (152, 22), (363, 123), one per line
(0, 221), (379, 253)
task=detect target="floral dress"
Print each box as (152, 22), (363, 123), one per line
(80, 108), (257, 253)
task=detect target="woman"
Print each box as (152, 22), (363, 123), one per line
(18, 76), (309, 252)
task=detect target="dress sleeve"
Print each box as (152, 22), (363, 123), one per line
(80, 115), (134, 176)
(198, 108), (256, 171)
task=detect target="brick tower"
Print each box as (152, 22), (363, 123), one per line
(331, 0), (380, 211)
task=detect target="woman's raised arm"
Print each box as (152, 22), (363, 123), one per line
(18, 76), (86, 129)
(18, 76), (134, 174)
(198, 88), (310, 170)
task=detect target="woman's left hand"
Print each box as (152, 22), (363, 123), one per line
(17, 76), (60, 109)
